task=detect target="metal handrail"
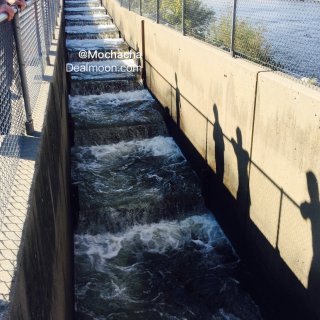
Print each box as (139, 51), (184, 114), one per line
(0, 0), (36, 24)
(0, 0), (42, 135)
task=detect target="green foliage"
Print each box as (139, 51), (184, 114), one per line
(142, 1), (272, 63)
(141, 0), (157, 16)
(302, 77), (318, 85)
(210, 15), (272, 63)
(161, 0), (214, 36)
(142, 0), (214, 37)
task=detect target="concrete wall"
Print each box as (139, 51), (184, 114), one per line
(8, 18), (73, 320)
(104, 0), (320, 317)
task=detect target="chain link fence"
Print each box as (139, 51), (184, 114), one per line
(159, 0), (182, 30)
(118, 0), (320, 86)
(141, 0), (156, 21)
(20, 1), (47, 109)
(0, 20), (25, 230)
(0, 0), (61, 227)
(42, 0), (60, 56)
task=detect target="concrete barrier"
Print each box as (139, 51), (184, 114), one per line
(104, 0), (320, 318)
(6, 16), (73, 320)
(249, 72), (320, 315)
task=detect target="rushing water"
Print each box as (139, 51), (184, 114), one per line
(75, 214), (261, 320)
(204, 0), (320, 81)
(71, 130), (263, 320)
(67, 1), (264, 319)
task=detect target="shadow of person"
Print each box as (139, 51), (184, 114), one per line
(301, 172), (320, 304)
(231, 127), (251, 221)
(213, 104), (225, 183)
(175, 73), (181, 129)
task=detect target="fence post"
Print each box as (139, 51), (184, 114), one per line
(13, 13), (34, 135)
(129, 0), (131, 10)
(120, 0), (122, 7)
(141, 20), (146, 86)
(156, 0), (159, 23)
(140, 0), (142, 16)
(230, 0), (237, 57)
(34, 0), (47, 66)
(182, 0), (186, 35)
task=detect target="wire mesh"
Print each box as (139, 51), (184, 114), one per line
(42, 0), (57, 54)
(121, 0), (130, 9)
(234, 0), (320, 84)
(119, 0), (320, 85)
(185, 0), (232, 49)
(130, 0), (140, 14)
(0, 0), (61, 225)
(159, 0), (182, 31)
(0, 20), (25, 228)
(19, 1), (47, 109)
(141, 0), (157, 21)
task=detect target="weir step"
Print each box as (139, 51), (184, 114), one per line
(66, 3), (263, 320)
(66, 39), (130, 62)
(72, 137), (203, 212)
(65, 24), (120, 40)
(65, 15), (113, 26)
(64, 7), (107, 15)
(65, 1), (101, 8)
(69, 78), (143, 96)
(69, 91), (167, 145)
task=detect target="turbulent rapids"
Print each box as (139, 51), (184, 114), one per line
(74, 214), (260, 320)
(66, 1), (263, 319)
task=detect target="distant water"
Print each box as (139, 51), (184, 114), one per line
(203, 0), (320, 82)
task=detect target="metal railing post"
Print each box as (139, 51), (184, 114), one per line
(120, 0), (122, 7)
(34, 2), (44, 56)
(230, 0), (237, 57)
(139, 0), (142, 16)
(141, 20), (146, 86)
(182, 0), (186, 35)
(156, 0), (159, 23)
(128, 0), (131, 10)
(13, 13), (34, 135)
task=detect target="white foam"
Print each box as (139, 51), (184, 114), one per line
(145, 136), (180, 157)
(65, 6), (104, 11)
(69, 89), (157, 125)
(72, 137), (183, 184)
(80, 136), (183, 160)
(65, 0), (100, 3)
(65, 14), (109, 20)
(66, 24), (117, 34)
(67, 38), (125, 50)
(68, 59), (137, 69)
(69, 89), (153, 109)
(75, 214), (229, 262)
(215, 309), (242, 320)
(67, 59), (138, 81)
